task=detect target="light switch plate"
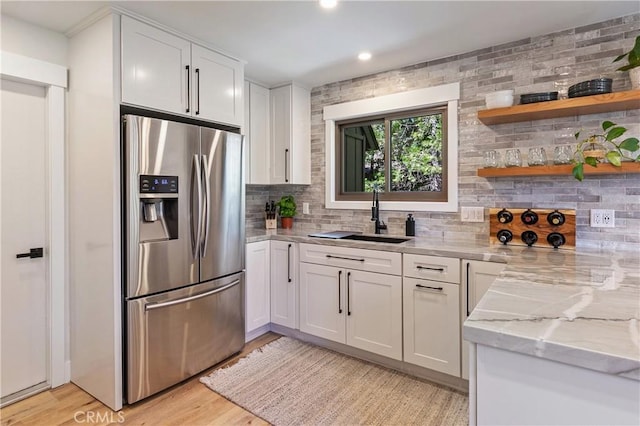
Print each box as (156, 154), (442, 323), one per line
(461, 206), (484, 222)
(302, 202), (310, 215)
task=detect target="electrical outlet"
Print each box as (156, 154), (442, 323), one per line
(590, 209), (615, 228)
(302, 202), (310, 215)
(461, 206), (484, 222)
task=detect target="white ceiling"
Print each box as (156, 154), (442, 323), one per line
(1, 1), (639, 88)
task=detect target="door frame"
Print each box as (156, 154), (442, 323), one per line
(1, 51), (68, 388)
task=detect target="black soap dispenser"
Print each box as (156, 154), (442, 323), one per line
(405, 214), (415, 236)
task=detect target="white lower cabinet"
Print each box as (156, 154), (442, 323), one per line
(461, 259), (506, 380)
(245, 241), (270, 337)
(403, 278), (460, 376)
(270, 240), (298, 329)
(299, 261), (402, 360)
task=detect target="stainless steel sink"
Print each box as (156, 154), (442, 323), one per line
(341, 234), (410, 244)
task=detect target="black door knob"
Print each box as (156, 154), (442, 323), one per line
(16, 247), (44, 259)
(521, 231), (538, 247)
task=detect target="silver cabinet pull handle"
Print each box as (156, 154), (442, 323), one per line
(195, 68), (201, 115)
(416, 265), (444, 272)
(145, 280), (240, 311)
(466, 261), (471, 317)
(416, 284), (443, 291)
(185, 65), (190, 113)
(326, 254), (365, 262)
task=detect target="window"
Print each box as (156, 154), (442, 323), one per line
(324, 83), (459, 212)
(337, 107), (447, 202)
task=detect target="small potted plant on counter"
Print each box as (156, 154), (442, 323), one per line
(572, 120), (639, 181)
(613, 35), (640, 90)
(277, 195), (297, 229)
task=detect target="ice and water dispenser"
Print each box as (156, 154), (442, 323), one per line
(138, 175), (179, 242)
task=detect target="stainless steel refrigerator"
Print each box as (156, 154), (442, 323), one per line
(122, 114), (245, 404)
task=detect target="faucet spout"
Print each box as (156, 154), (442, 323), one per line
(371, 188), (387, 234)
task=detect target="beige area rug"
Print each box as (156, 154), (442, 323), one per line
(200, 337), (468, 425)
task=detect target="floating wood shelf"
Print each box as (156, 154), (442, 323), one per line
(477, 162), (640, 178)
(477, 90), (640, 125)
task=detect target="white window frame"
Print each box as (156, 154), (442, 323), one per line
(323, 83), (459, 212)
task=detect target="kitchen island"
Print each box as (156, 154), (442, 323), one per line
(247, 228), (640, 425)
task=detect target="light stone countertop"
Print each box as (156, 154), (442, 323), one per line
(247, 227), (640, 380)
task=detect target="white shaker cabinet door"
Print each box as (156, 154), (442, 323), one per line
(191, 44), (244, 127)
(245, 241), (270, 334)
(461, 260), (505, 380)
(246, 82), (271, 184)
(403, 278), (460, 376)
(121, 16), (190, 115)
(270, 241), (297, 329)
(299, 262), (345, 344)
(346, 270), (402, 360)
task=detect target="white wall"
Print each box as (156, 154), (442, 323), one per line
(1, 14), (68, 66)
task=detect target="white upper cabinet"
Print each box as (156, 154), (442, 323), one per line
(270, 84), (310, 184)
(191, 45), (243, 125)
(121, 16), (244, 127)
(121, 16), (190, 115)
(244, 81), (271, 184)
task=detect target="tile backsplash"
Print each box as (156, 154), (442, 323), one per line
(247, 13), (640, 250)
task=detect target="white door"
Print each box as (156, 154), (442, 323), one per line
(191, 44), (244, 126)
(346, 270), (402, 360)
(403, 277), (460, 376)
(245, 241), (270, 335)
(121, 16), (191, 115)
(270, 85), (291, 184)
(270, 241), (297, 329)
(299, 262), (345, 343)
(246, 82), (270, 184)
(1, 79), (48, 401)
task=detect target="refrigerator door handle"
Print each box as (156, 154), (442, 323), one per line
(144, 280), (240, 311)
(191, 154), (203, 259)
(200, 154), (211, 258)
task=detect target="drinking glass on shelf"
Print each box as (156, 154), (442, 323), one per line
(483, 150), (499, 168)
(553, 145), (573, 165)
(527, 147), (547, 166)
(505, 149), (522, 167)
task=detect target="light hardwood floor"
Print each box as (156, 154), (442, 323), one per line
(0, 333), (280, 426)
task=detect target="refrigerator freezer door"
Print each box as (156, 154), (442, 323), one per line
(126, 272), (245, 404)
(200, 128), (245, 282)
(125, 115), (200, 298)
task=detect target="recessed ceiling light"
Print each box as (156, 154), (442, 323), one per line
(358, 52), (372, 61)
(320, 0), (337, 9)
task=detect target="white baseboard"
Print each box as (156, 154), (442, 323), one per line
(245, 324), (272, 343)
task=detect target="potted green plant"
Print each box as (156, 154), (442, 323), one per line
(613, 35), (640, 89)
(571, 120), (639, 181)
(277, 195), (297, 229)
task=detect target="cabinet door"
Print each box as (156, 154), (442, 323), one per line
(270, 85), (291, 184)
(346, 270), (402, 360)
(245, 241), (270, 334)
(121, 16), (190, 115)
(247, 82), (271, 184)
(403, 278), (460, 376)
(299, 263), (345, 343)
(461, 260), (506, 379)
(191, 45), (244, 126)
(270, 241), (297, 329)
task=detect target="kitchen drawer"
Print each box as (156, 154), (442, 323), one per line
(403, 254), (460, 283)
(299, 243), (401, 276)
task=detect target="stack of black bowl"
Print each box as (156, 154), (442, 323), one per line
(520, 92), (559, 104)
(568, 78), (612, 98)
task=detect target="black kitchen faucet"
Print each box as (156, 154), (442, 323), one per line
(371, 188), (387, 234)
